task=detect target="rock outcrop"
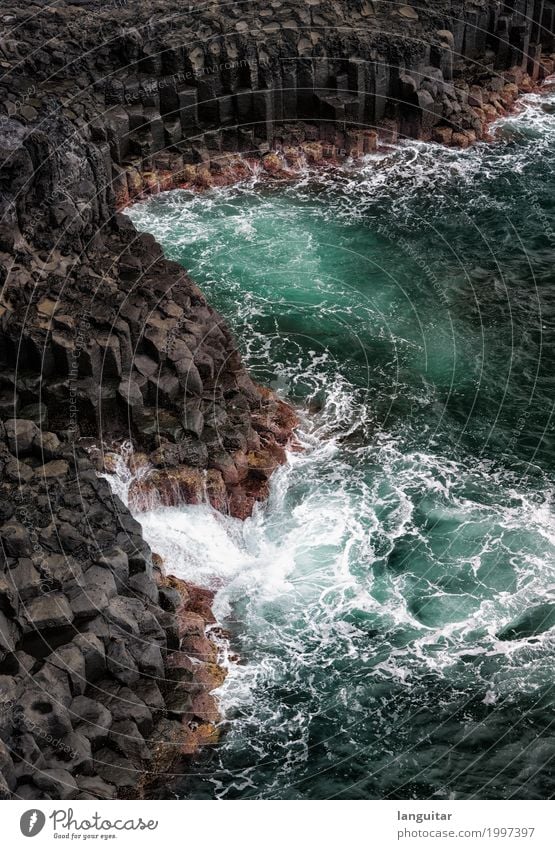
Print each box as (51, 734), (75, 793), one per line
(0, 419), (224, 799)
(0, 115), (298, 520)
(0, 0), (554, 800)
(1, 2), (553, 515)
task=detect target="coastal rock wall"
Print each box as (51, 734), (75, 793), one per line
(3, 2), (554, 184)
(95, 0), (554, 170)
(0, 2), (553, 504)
(0, 107), (296, 521)
(0, 419), (223, 800)
(0, 0), (553, 800)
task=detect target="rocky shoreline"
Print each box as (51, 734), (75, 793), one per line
(114, 62), (554, 203)
(1, 0), (554, 800)
(0, 419), (227, 799)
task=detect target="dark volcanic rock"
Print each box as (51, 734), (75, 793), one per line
(2, 0), (550, 516)
(0, 424), (227, 799)
(0, 0), (553, 802)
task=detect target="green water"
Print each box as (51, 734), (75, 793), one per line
(127, 90), (555, 799)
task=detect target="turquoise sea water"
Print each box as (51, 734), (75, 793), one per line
(126, 88), (555, 799)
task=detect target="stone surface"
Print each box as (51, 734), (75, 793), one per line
(0, 423), (224, 799)
(0, 0), (553, 803)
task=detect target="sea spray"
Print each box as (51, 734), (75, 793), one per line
(123, 87), (555, 799)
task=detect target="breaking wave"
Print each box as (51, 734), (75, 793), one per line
(124, 85), (555, 799)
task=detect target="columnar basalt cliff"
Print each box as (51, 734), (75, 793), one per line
(0, 0), (554, 800)
(0, 419), (224, 799)
(1, 1), (554, 504)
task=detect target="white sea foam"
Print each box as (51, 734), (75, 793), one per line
(122, 89), (555, 797)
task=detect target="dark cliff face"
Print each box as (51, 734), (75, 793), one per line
(0, 1), (553, 495)
(0, 0), (553, 800)
(0, 417), (224, 800)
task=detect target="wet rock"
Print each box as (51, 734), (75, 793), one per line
(179, 583), (216, 624)
(180, 719), (220, 756)
(192, 661), (227, 690)
(190, 692), (220, 724)
(128, 466), (204, 510)
(177, 611), (205, 640)
(181, 634), (218, 664)
(452, 132), (472, 148)
(433, 126), (453, 145)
